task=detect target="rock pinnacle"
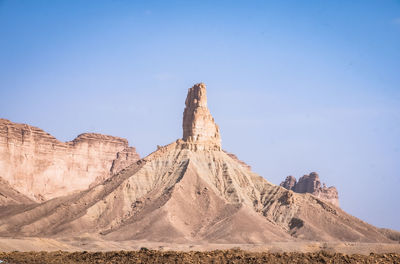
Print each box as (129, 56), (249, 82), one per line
(182, 83), (221, 150)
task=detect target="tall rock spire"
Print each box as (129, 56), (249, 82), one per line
(182, 83), (221, 150)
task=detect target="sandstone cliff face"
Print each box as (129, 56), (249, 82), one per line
(280, 172), (339, 207)
(0, 119), (139, 202)
(182, 83), (221, 151)
(0, 177), (34, 206)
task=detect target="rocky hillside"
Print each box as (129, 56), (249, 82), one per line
(0, 119), (140, 202)
(280, 173), (339, 207)
(0, 83), (395, 244)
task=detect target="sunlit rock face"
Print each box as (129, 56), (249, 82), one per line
(0, 84), (394, 245)
(182, 83), (221, 151)
(0, 118), (140, 202)
(0, 177), (34, 206)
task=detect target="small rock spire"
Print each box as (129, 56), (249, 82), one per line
(182, 83), (221, 150)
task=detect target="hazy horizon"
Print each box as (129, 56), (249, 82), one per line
(1, 0), (399, 231)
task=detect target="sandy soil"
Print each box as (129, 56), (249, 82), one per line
(0, 237), (399, 255)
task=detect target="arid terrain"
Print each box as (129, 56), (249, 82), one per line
(1, 83), (399, 263)
(1, 249), (400, 264)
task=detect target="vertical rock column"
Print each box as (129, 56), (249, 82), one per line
(182, 83), (221, 150)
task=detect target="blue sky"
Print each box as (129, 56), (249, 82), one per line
(1, 0), (399, 230)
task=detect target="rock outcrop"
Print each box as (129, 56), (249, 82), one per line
(0, 119), (140, 202)
(0, 83), (394, 244)
(280, 172), (339, 207)
(280, 175), (297, 190)
(182, 83), (221, 150)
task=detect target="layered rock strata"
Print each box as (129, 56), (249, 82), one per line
(280, 172), (339, 207)
(181, 83), (221, 151)
(0, 177), (34, 206)
(224, 151), (252, 171)
(0, 119), (139, 201)
(0, 83), (395, 244)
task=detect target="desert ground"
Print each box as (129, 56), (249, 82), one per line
(0, 237), (400, 255)
(1, 248), (400, 263)
(1, 236), (400, 263)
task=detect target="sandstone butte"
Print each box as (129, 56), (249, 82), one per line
(0, 83), (399, 248)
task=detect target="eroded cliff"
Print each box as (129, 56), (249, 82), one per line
(181, 83), (221, 151)
(0, 119), (139, 201)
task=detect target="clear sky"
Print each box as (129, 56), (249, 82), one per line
(1, 0), (399, 230)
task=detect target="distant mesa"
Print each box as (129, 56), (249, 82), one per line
(280, 172), (339, 207)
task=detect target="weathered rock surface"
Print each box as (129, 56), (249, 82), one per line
(224, 151), (251, 171)
(0, 177), (35, 206)
(379, 228), (400, 242)
(280, 176), (297, 190)
(280, 172), (339, 207)
(0, 118), (140, 202)
(0, 83), (395, 244)
(0, 141), (390, 243)
(182, 83), (221, 151)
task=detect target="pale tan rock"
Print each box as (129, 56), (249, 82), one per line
(224, 150), (251, 170)
(0, 143), (390, 243)
(182, 83), (221, 151)
(0, 119), (139, 202)
(0, 83), (394, 244)
(0, 177), (34, 206)
(110, 147), (140, 175)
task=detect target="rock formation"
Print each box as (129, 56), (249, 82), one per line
(0, 119), (140, 201)
(280, 172), (339, 207)
(0, 83), (395, 244)
(0, 177), (34, 206)
(181, 83), (221, 151)
(280, 175), (297, 190)
(224, 151), (252, 171)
